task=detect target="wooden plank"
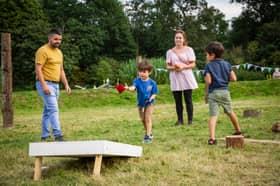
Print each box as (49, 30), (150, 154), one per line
(34, 157), (42, 181)
(93, 155), (102, 177)
(217, 138), (280, 145)
(29, 140), (142, 157)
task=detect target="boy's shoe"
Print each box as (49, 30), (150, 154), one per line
(143, 135), (153, 143)
(54, 135), (64, 142)
(208, 138), (217, 145)
(188, 120), (193, 125)
(232, 131), (243, 135)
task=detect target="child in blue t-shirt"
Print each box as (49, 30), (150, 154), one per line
(126, 61), (158, 143)
(204, 41), (242, 145)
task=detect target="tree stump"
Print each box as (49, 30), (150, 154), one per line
(272, 122), (280, 132)
(243, 109), (261, 118)
(226, 135), (244, 148)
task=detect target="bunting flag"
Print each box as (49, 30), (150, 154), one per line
(232, 65), (240, 70)
(156, 68), (168, 72)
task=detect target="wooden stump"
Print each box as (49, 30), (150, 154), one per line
(226, 135), (244, 148)
(272, 122), (280, 132)
(243, 109), (261, 118)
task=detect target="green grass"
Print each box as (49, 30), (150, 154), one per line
(0, 80), (280, 185)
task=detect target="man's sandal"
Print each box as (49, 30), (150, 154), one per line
(208, 139), (217, 145)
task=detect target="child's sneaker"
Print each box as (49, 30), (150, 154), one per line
(208, 138), (217, 145)
(232, 131), (243, 135)
(143, 135), (153, 143)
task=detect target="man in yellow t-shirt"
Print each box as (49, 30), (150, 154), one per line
(35, 29), (71, 141)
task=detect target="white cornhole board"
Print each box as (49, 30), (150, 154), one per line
(29, 140), (142, 180)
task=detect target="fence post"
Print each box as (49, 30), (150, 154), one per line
(1, 33), (13, 128)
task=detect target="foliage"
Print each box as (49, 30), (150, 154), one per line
(0, 0), (50, 90)
(235, 69), (266, 81)
(39, 0), (137, 86)
(125, 0), (228, 58)
(118, 57), (170, 85)
(229, 0), (280, 67)
(91, 58), (114, 86)
(223, 46), (244, 65)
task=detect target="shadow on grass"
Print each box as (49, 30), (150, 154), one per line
(32, 156), (130, 179)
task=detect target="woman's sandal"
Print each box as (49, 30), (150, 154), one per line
(208, 138), (217, 145)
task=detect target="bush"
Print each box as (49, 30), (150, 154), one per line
(118, 57), (170, 85)
(235, 69), (266, 81)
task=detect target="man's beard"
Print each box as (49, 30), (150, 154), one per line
(51, 42), (60, 48)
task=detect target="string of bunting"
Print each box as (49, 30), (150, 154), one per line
(156, 63), (279, 77)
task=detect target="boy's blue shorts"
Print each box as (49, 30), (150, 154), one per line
(208, 89), (233, 116)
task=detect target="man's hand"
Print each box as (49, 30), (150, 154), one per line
(65, 85), (71, 95)
(43, 85), (51, 95)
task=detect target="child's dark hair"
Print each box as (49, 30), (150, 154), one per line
(205, 41), (224, 58)
(137, 61), (153, 72)
(48, 29), (62, 36)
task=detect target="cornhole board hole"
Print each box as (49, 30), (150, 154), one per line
(29, 140), (142, 180)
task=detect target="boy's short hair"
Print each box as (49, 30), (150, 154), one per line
(48, 29), (62, 36)
(137, 61), (153, 72)
(205, 41), (224, 58)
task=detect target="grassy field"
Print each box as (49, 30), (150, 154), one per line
(0, 80), (280, 185)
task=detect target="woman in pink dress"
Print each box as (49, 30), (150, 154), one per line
(166, 30), (198, 125)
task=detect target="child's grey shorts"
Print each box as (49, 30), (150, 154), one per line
(208, 89), (232, 116)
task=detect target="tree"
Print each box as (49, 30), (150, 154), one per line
(0, 0), (51, 89)
(41, 0), (136, 85)
(230, 0), (280, 66)
(124, 0), (228, 61)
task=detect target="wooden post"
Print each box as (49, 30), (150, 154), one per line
(34, 157), (43, 181)
(1, 33), (13, 128)
(226, 135), (244, 148)
(136, 56), (142, 76)
(136, 55), (142, 64)
(93, 155), (103, 178)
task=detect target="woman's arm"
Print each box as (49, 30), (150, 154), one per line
(166, 63), (176, 70)
(182, 60), (196, 69)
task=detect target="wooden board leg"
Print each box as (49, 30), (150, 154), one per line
(34, 156), (43, 181)
(93, 155), (103, 177)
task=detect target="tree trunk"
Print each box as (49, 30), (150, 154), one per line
(1, 33), (13, 128)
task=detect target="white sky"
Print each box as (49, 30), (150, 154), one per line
(206, 0), (243, 20)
